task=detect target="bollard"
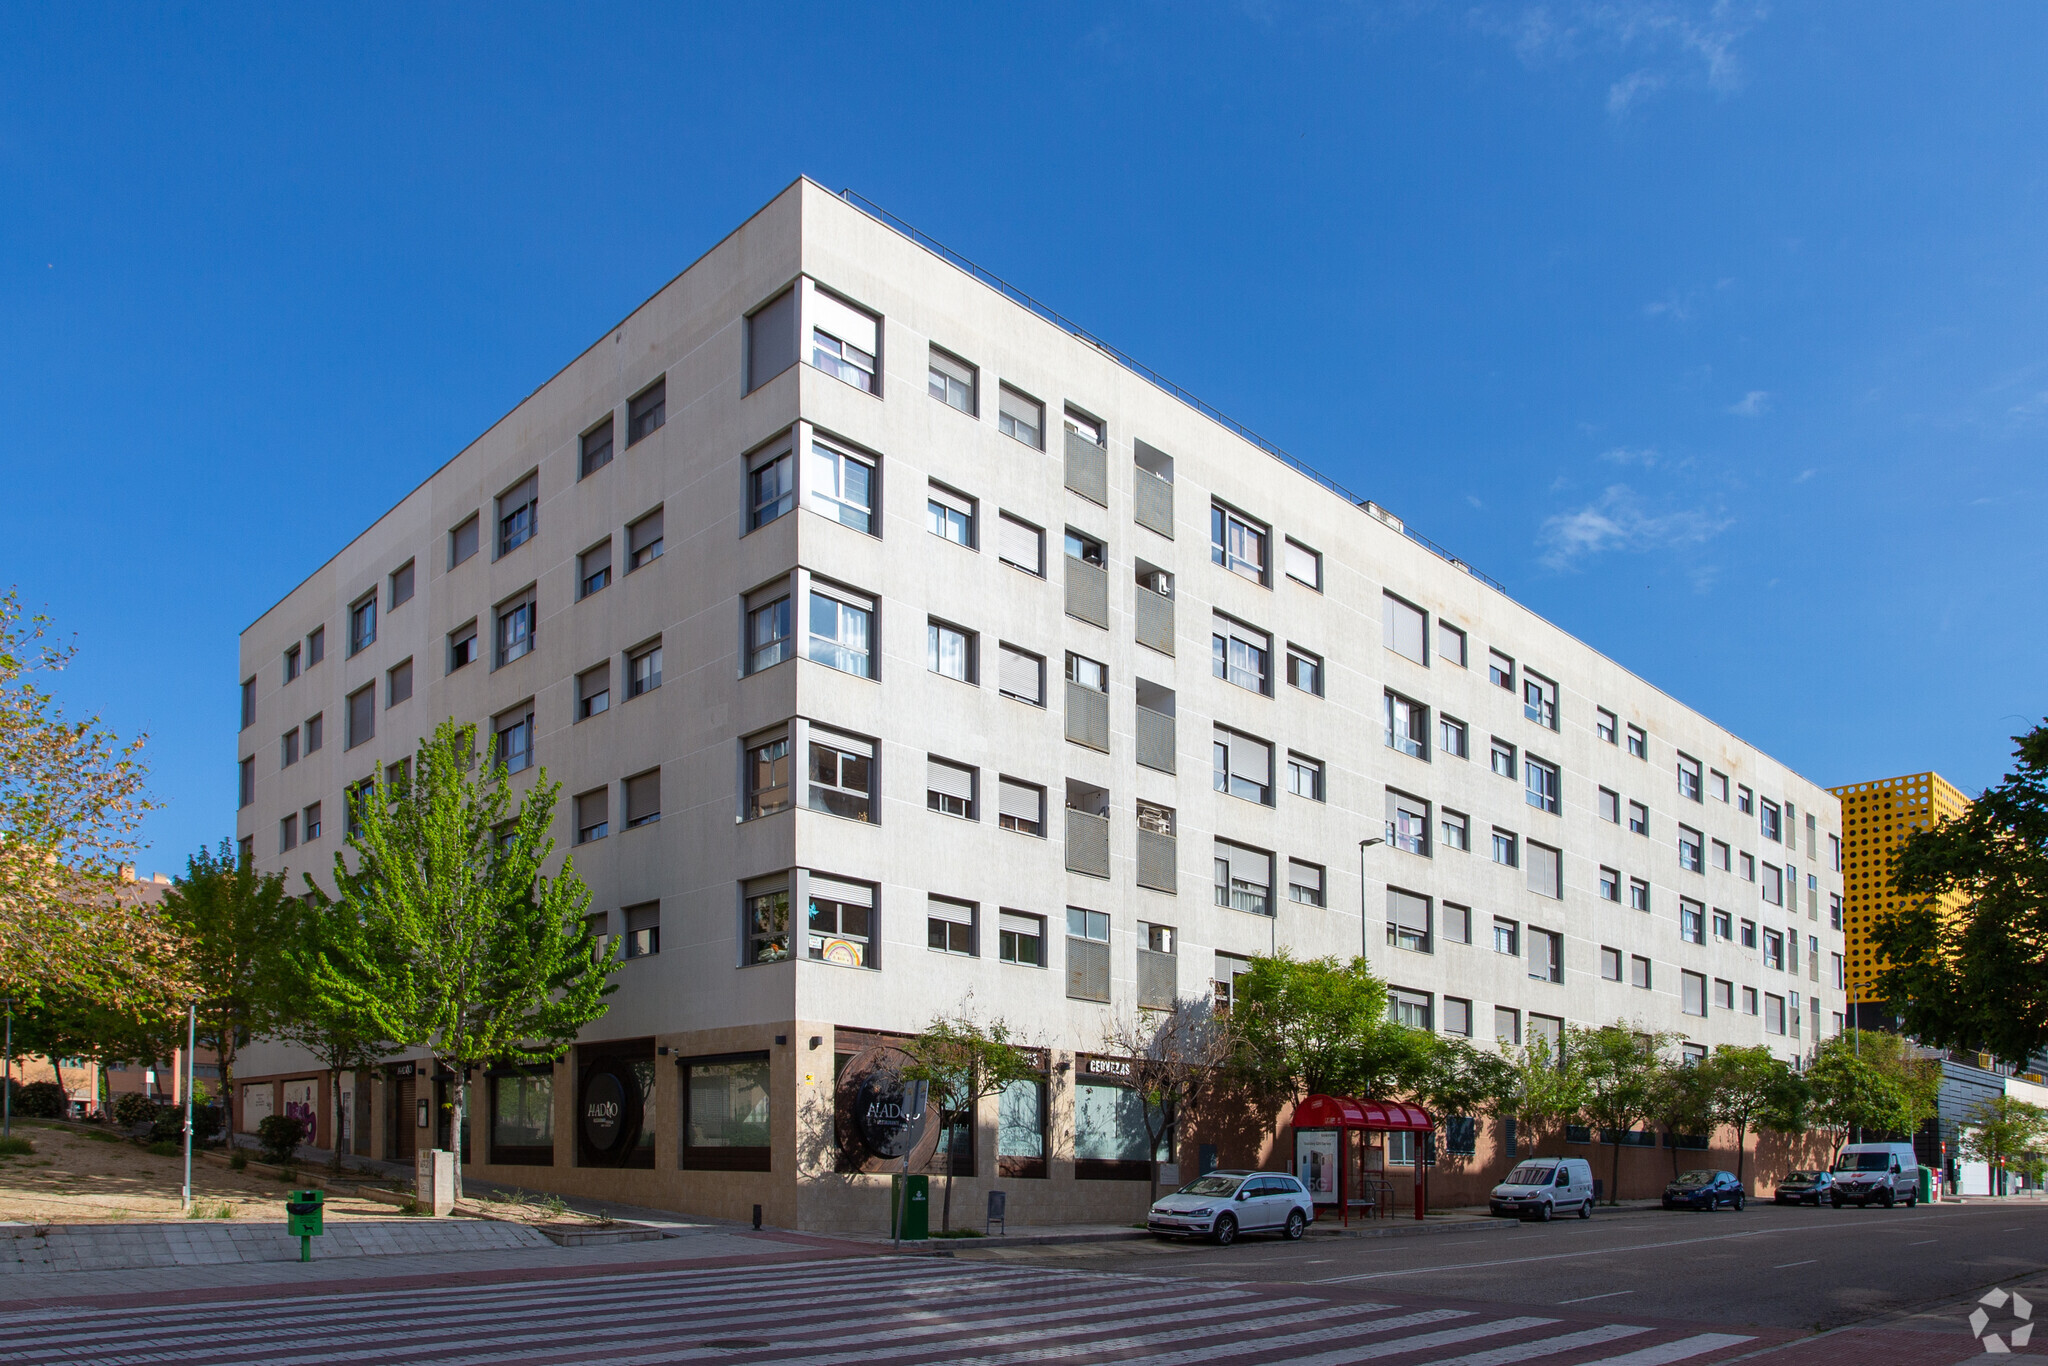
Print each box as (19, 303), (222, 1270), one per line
(752, 1203), (762, 1231)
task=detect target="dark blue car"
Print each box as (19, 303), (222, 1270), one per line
(1663, 1169), (1746, 1211)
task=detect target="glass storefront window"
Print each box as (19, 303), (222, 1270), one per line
(684, 1055), (771, 1171)
(491, 1071), (553, 1164)
(1073, 1081), (1164, 1166)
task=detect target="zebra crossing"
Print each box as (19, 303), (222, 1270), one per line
(0, 1254), (1758, 1366)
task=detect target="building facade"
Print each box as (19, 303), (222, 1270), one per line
(1828, 770), (1969, 1025)
(234, 179), (1848, 1227)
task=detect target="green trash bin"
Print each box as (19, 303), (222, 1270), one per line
(890, 1174), (929, 1241)
(1916, 1166), (1934, 1204)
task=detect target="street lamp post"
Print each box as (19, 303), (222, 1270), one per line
(181, 1001), (197, 1212)
(3, 995), (13, 1140)
(1358, 838), (1385, 959)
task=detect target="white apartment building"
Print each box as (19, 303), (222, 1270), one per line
(233, 178), (1847, 1228)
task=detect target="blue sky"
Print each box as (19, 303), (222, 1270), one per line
(3, 3), (2042, 870)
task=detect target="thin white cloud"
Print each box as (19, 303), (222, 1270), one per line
(1470, 0), (1768, 115)
(1727, 390), (1771, 416)
(1538, 483), (1732, 570)
(1608, 69), (1665, 114)
(1599, 445), (1660, 466)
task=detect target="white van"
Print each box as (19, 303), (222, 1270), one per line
(1488, 1156), (1595, 1221)
(1830, 1142), (1920, 1208)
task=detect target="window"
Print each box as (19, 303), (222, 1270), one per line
(1680, 901), (1705, 944)
(744, 734), (791, 818)
(1065, 406), (1104, 446)
(1388, 988), (1433, 1030)
(1761, 863), (1783, 906)
(809, 291), (879, 393)
(278, 812), (297, 853)
(1525, 757), (1560, 814)
(1739, 851), (1756, 882)
(1760, 799), (1782, 842)
(1495, 1007), (1521, 1046)
(1677, 754), (1703, 802)
(1214, 842), (1273, 917)
(1287, 752), (1324, 802)
(808, 731), (873, 822)
(746, 286), (797, 392)
(748, 446), (794, 530)
(579, 416), (614, 478)
(1737, 784), (1753, 814)
(575, 789), (609, 844)
(1491, 828), (1518, 867)
(1487, 650), (1514, 692)
(927, 756), (976, 820)
(578, 541), (612, 599)
(1284, 538), (1321, 589)
(928, 346), (976, 413)
(237, 756), (255, 808)
(386, 658), (413, 708)
(302, 801), (321, 840)
(999, 911), (1044, 967)
(1381, 593), (1428, 664)
(1741, 918), (1757, 948)
(1529, 928), (1563, 983)
(627, 642), (662, 698)
(1764, 993), (1786, 1035)
(1630, 878), (1651, 911)
(348, 595), (376, 656)
(1492, 917), (1520, 956)
(998, 777), (1045, 836)
(283, 643), (301, 684)
(1490, 737), (1517, 779)
(808, 585), (874, 678)
(1387, 790), (1431, 856)
(1679, 826), (1704, 873)
(497, 474), (537, 557)
(1681, 971), (1706, 1016)
(626, 376), (666, 443)
(1621, 724), (1646, 759)
(927, 620), (976, 684)
(1526, 841), (1562, 899)
(1430, 809), (1466, 853)
(1286, 645), (1323, 696)
(996, 512), (1045, 576)
(997, 385), (1043, 448)
(1385, 691), (1429, 759)
(1213, 727), (1274, 805)
(345, 685), (375, 750)
(1595, 708), (1617, 744)
(996, 643), (1045, 705)
(1829, 834), (1843, 873)
(1711, 770), (1730, 803)
(1065, 653), (1108, 749)
(806, 438), (876, 534)
(1522, 672), (1557, 729)
(1599, 788), (1620, 823)
(577, 663), (610, 720)
(239, 677), (257, 730)
(1443, 998), (1473, 1037)
(1601, 946), (1623, 981)
(1212, 615), (1272, 695)
(450, 515), (479, 568)
(1210, 503), (1268, 584)
(927, 483), (975, 548)
(681, 1055), (768, 1171)
(627, 508), (664, 570)
(1742, 986), (1759, 1016)
(1442, 903), (1472, 944)
(304, 713), (323, 754)
(494, 704), (534, 774)
(1065, 908), (1110, 1001)
(1713, 908), (1732, 939)
(1288, 859), (1325, 907)
(1714, 978), (1734, 1010)
(1386, 889), (1432, 953)
(389, 560), (415, 609)
(744, 588), (792, 674)
(1713, 838), (1731, 871)
(1762, 927), (1785, 971)
(281, 727), (300, 768)
(623, 769), (661, 828)
(1438, 715), (1468, 758)
(1623, 800), (1647, 836)
(744, 881), (790, 964)
(1599, 866), (1620, 901)
(495, 594), (535, 667)
(1631, 954), (1653, 989)
(1438, 623), (1467, 668)
(928, 897), (976, 956)
(809, 876), (875, 967)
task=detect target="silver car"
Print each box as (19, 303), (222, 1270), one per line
(1147, 1170), (1313, 1245)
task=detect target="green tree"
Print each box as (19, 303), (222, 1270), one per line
(1101, 997), (1237, 1202)
(1873, 720), (2048, 1066)
(279, 894), (401, 1170)
(1571, 1025), (1669, 1203)
(1645, 1053), (1720, 1179)
(1486, 1035), (1587, 1159)
(1230, 953), (1433, 1101)
(902, 1005), (1037, 1233)
(162, 840), (302, 1137)
(300, 720), (614, 1201)
(1702, 1046), (1807, 1192)
(1957, 1095), (2047, 1191)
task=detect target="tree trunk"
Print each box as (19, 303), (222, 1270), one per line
(47, 1056), (65, 1118)
(1609, 1131), (1624, 1205)
(327, 1066), (345, 1173)
(1734, 1121), (1749, 1192)
(1668, 1131), (1681, 1180)
(449, 1067), (466, 1203)
(940, 1107), (956, 1235)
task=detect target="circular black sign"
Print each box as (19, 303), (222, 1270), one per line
(855, 1069), (924, 1158)
(582, 1071), (625, 1152)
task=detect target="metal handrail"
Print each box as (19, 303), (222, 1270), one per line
(837, 188), (1510, 598)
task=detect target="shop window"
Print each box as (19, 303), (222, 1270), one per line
(682, 1054), (771, 1171)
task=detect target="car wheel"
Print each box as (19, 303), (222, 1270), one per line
(1536, 1200), (1554, 1222)
(1578, 1198), (1592, 1219)
(1662, 1199), (1675, 1210)
(1733, 1193), (1746, 1212)
(1880, 1188), (1895, 1209)
(1830, 1193), (1844, 1209)
(1212, 1214), (1237, 1246)
(1906, 1192), (1917, 1208)
(1284, 1209), (1307, 1240)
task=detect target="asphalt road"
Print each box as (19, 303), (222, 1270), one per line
(957, 1198), (2048, 1332)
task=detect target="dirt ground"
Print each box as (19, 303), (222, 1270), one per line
(0, 1121), (599, 1226)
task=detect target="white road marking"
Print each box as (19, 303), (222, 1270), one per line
(1406, 1323), (1651, 1365)
(1772, 1259), (1818, 1268)
(1572, 1333), (1753, 1364)
(1312, 1228), (1811, 1283)
(1242, 1317), (1564, 1366)
(1906, 1238), (1938, 1245)
(1558, 1290), (1637, 1304)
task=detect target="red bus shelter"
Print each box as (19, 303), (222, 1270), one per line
(1290, 1093), (1434, 1223)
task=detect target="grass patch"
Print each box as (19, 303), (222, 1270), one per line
(228, 1152), (248, 1171)
(83, 1130), (120, 1144)
(0, 1137), (34, 1157)
(146, 1141), (183, 1158)
(186, 1201), (235, 1219)
(274, 1168), (297, 1183)
(930, 1229), (985, 1239)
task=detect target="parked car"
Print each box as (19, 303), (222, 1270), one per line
(1830, 1142), (1921, 1208)
(1487, 1157), (1596, 1221)
(1148, 1170), (1313, 1245)
(1663, 1169), (1746, 1211)
(1773, 1170), (1835, 1205)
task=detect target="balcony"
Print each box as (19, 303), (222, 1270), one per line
(1135, 582), (1173, 655)
(1064, 429), (1108, 507)
(1065, 807), (1110, 879)
(1134, 466), (1172, 539)
(1065, 681), (1110, 752)
(1137, 829), (1177, 894)
(1065, 555), (1109, 628)
(1136, 704), (1175, 774)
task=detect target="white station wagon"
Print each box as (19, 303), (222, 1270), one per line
(1147, 1170), (1314, 1244)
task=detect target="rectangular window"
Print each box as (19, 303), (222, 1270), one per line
(304, 713), (323, 754)
(1679, 825), (1704, 872)
(806, 438), (876, 534)
(998, 385), (1044, 449)
(746, 286), (797, 392)
(744, 588), (792, 674)
(278, 813), (297, 853)
(1442, 998), (1473, 1037)
(1522, 671), (1557, 729)
(1442, 903), (1472, 944)
(450, 515), (479, 568)
(1525, 757), (1560, 814)
(1626, 725), (1647, 759)
(927, 896), (976, 956)
(626, 377), (666, 443)
(1284, 538), (1321, 589)
(681, 1055), (769, 1170)
(1287, 752), (1325, 802)
(1677, 754), (1703, 802)
(808, 876), (876, 968)
(575, 788), (609, 843)
(926, 756), (976, 820)
(495, 595), (535, 667)
(1489, 650), (1514, 692)
(579, 415), (614, 478)
(1599, 787), (1620, 823)
(1492, 917), (1519, 957)
(1829, 833), (1842, 873)
(1210, 503), (1269, 584)
(1495, 1007), (1521, 1046)
(808, 731), (873, 822)
(999, 911), (1044, 967)
(577, 663), (610, 720)
(809, 290), (879, 393)
(998, 777), (1045, 836)
(1065, 907), (1110, 1001)
(239, 677), (257, 730)
(1286, 645), (1323, 696)
(1214, 841), (1273, 918)
(1386, 790), (1431, 856)
(748, 446), (794, 531)
(1491, 828), (1518, 867)
(808, 586), (874, 679)
(1713, 908), (1732, 939)
(1711, 769), (1730, 802)
(1288, 859), (1325, 907)
(1385, 691), (1429, 759)
(996, 512), (1045, 576)
(1742, 986), (1759, 1015)
(1382, 592), (1429, 666)
(1388, 988), (1432, 1031)
(1632, 954), (1653, 989)
(281, 727), (300, 768)
(1490, 737), (1517, 779)
(1737, 784), (1753, 814)
(578, 541), (612, 599)
(1440, 809), (1470, 852)
(494, 704), (534, 774)
(744, 881), (791, 964)
(627, 508), (664, 570)
(283, 643), (301, 684)
(1680, 971), (1706, 1017)
(1596, 708), (1617, 744)
(1438, 623), (1467, 668)
(624, 769), (660, 828)
(1761, 863), (1783, 905)
(1713, 838), (1731, 871)
(1212, 614), (1272, 695)
(237, 756), (254, 808)
(997, 643), (1045, 705)
(928, 619), (976, 684)
(745, 734), (791, 818)
(389, 560), (415, 609)
(627, 642), (662, 698)
(1438, 715), (1468, 758)
(1714, 978), (1734, 1010)
(497, 474), (537, 557)
(345, 685), (375, 749)
(386, 658), (412, 708)
(348, 594), (376, 656)
(927, 483), (975, 548)
(1601, 946), (1623, 981)
(1760, 799), (1782, 842)
(1739, 851), (1756, 882)
(1599, 866), (1620, 901)
(1529, 928), (1563, 983)
(1630, 878), (1651, 911)
(928, 346), (976, 413)
(1626, 800), (1648, 836)
(1765, 993), (1786, 1035)
(1213, 727), (1274, 805)
(1386, 888), (1432, 953)
(1680, 900), (1705, 944)
(302, 801), (321, 840)
(1741, 918), (1757, 948)
(1526, 841), (1562, 899)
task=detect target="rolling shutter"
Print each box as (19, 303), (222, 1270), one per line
(810, 289), (878, 355)
(997, 514), (1043, 574)
(1383, 593), (1427, 664)
(998, 779), (1042, 825)
(927, 758), (974, 802)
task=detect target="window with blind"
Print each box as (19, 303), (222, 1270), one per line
(497, 473), (538, 557)
(928, 619), (976, 683)
(624, 769), (660, 828)
(579, 540), (612, 599)
(808, 730), (873, 822)
(623, 902), (660, 959)
(345, 685), (374, 750)
(998, 385), (1043, 449)
(926, 756), (976, 820)
(1528, 928), (1562, 983)
(1382, 592), (1427, 664)
(1522, 671), (1557, 729)
(1443, 999), (1473, 1038)
(1284, 538), (1321, 589)
(449, 514), (479, 568)
(1438, 622), (1467, 667)
(1288, 859), (1324, 907)
(579, 415), (614, 478)
(1137, 923), (1175, 1010)
(997, 643), (1045, 706)
(806, 437), (877, 534)
(1211, 614), (1271, 695)
(927, 896), (976, 956)
(1210, 502), (1268, 584)
(928, 345), (976, 414)
(575, 788), (608, 844)
(627, 508), (663, 570)
(808, 585), (875, 678)
(1385, 691), (1428, 759)
(745, 733), (790, 819)
(1526, 841), (1562, 899)
(495, 593), (535, 667)
(1442, 902), (1471, 944)
(927, 482), (975, 548)
(348, 594), (376, 656)
(1212, 727), (1273, 805)
(996, 512), (1044, 576)
(745, 286), (797, 392)
(1679, 825), (1704, 873)
(386, 658), (412, 707)
(1386, 790), (1431, 856)
(1526, 757), (1560, 814)
(1388, 988), (1432, 1030)
(998, 777), (1045, 836)
(808, 875), (875, 968)
(577, 663), (609, 720)
(748, 444), (794, 531)
(1064, 907), (1109, 1001)
(494, 703), (534, 774)
(1213, 840), (1272, 918)
(627, 376), (666, 443)
(810, 289), (879, 393)
(999, 911), (1044, 967)
(744, 586), (792, 674)
(1386, 888), (1432, 953)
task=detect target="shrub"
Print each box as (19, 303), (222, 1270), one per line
(228, 1151), (248, 1171)
(148, 1103), (220, 1145)
(112, 1093), (158, 1128)
(13, 1081), (66, 1119)
(0, 1136), (34, 1157)
(147, 1140), (182, 1157)
(255, 1114), (304, 1165)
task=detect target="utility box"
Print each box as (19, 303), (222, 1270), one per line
(1917, 1165), (1935, 1204)
(285, 1188), (325, 1262)
(890, 1173), (929, 1241)
(416, 1148), (456, 1217)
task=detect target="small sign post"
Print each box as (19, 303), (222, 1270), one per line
(892, 1080), (928, 1251)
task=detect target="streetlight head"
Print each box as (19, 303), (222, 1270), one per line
(1359, 838), (1384, 849)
